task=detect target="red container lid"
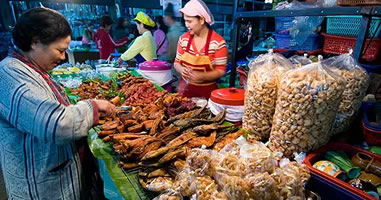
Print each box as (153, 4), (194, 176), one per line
(210, 88), (244, 106)
(139, 60), (172, 71)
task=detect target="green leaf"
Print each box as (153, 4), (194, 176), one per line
(87, 127), (156, 200)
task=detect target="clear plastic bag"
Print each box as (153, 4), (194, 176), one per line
(243, 50), (294, 141)
(176, 137), (310, 199)
(323, 50), (369, 135)
(246, 172), (278, 200)
(289, 54), (313, 68)
(240, 141), (278, 174)
(269, 56), (346, 158)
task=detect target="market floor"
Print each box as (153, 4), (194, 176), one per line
(0, 170), (6, 200)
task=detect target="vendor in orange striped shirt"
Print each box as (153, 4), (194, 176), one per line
(174, 0), (228, 99)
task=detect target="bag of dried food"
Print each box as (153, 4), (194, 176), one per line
(269, 55), (346, 158)
(323, 50), (369, 135)
(243, 49), (294, 141)
(239, 141), (278, 174)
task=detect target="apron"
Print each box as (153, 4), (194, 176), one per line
(135, 53), (146, 66)
(178, 29), (218, 99)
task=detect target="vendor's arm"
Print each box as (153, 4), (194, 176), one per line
(0, 62), (114, 145)
(174, 38), (185, 75)
(120, 36), (143, 61)
(106, 33), (128, 48)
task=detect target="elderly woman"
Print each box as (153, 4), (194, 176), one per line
(174, 0), (228, 98)
(0, 8), (115, 199)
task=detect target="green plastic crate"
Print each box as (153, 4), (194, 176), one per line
(326, 15), (381, 38)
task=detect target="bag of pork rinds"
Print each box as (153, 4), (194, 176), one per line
(243, 49), (294, 141)
(323, 49), (369, 135)
(269, 55), (346, 158)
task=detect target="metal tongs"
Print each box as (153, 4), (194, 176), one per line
(116, 106), (132, 111)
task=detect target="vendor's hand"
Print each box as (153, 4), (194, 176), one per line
(93, 100), (116, 117)
(117, 58), (123, 65)
(187, 70), (205, 84)
(181, 68), (191, 82)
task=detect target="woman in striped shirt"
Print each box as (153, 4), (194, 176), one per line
(174, 0), (228, 99)
(0, 8), (116, 199)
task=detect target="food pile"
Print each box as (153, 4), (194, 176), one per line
(99, 104), (244, 193)
(155, 137), (310, 200)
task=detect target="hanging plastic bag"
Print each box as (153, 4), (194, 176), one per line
(269, 56), (346, 158)
(323, 50), (369, 135)
(243, 49), (294, 141)
(289, 53), (313, 68)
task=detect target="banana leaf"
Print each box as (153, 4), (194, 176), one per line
(88, 126), (156, 200)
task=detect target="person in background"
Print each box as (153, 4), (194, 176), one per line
(113, 17), (129, 41)
(154, 16), (169, 60)
(81, 23), (95, 44)
(237, 19), (255, 61)
(118, 12), (157, 65)
(174, 0), (228, 99)
(95, 15), (129, 59)
(0, 7), (116, 199)
(164, 3), (186, 63)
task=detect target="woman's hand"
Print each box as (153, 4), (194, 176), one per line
(117, 58), (123, 65)
(93, 100), (116, 117)
(187, 70), (205, 84)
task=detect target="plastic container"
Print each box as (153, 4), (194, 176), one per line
(337, 0), (381, 6)
(208, 88), (245, 122)
(361, 64), (381, 74)
(275, 17), (295, 33)
(305, 142), (381, 200)
(363, 121), (381, 146)
(363, 103), (381, 131)
(138, 60), (172, 86)
(273, 33), (322, 51)
(306, 173), (363, 200)
(322, 33), (381, 62)
(326, 16), (381, 38)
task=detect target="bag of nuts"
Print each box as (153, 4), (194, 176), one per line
(243, 50), (293, 141)
(323, 50), (369, 135)
(269, 56), (346, 158)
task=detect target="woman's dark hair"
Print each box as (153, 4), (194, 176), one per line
(100, 15), (113, 27)
(135, 21), (154, 31)
(115, 17), (125, 29)
(195, 16), (211, 29)
(155, 16), (168, 34)
(12, 7), (71, 52)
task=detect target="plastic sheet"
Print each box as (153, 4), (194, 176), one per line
(88, 126), (156, 200)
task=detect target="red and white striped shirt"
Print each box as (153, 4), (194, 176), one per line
(175, 30), (228, 71)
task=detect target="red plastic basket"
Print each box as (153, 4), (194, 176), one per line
(322, 33), (381, 62)
(363, 121), (381, 145)
(305, 142), (381, 200)
(337, 0), (381, 6)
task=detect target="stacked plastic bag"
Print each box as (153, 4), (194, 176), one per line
(154, 137), (310, 200)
